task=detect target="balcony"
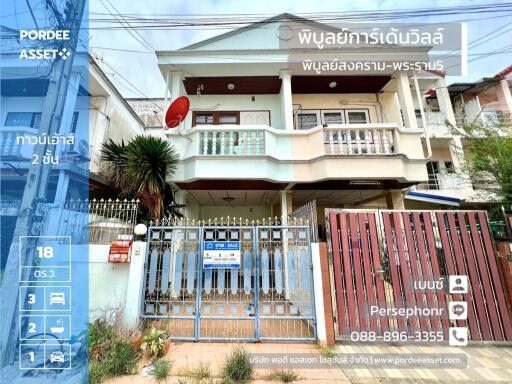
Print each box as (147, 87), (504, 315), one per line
(417, 111), (452, 136)
(158, 123), (427, 184)
(0, 127), (38, 160)
(416, 172), (473, 191)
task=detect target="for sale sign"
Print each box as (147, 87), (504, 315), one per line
(203, 241), (241, 269)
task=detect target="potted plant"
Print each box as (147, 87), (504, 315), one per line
(142, 327), (170, 358)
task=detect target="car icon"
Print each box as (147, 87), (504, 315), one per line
(50, 351), (65, 363)
(49, 292), (66, 305)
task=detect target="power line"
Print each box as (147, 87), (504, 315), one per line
(98, 0), (154, 52)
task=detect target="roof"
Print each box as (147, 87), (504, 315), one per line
(447, 77), (502, 97)
(406, 191), (462, 206)
(178, 13), (337, 51)
(495, 65), (512, 78)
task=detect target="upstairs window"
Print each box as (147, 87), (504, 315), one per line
(345, 110), (369, 124)
(194, 113), (214, 125)
(4, 112), (42, 128)
(296, 112), (319, 130)
(322, 111), (344, 124)
(218, 114), (237, 124)
(193, 111), (240, 126)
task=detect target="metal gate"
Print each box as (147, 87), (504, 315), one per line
(141, 222), (316, 341)
(326, 209), (512, 342)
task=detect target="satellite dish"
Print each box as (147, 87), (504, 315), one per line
(165, 96), (190, 129)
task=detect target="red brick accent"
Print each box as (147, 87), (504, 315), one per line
(319, 242), (335, 347)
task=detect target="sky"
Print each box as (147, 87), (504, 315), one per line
(2, 0), (512, 98)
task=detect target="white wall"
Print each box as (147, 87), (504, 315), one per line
(88, 242), (146, 327)
(311, 243), (326, 342)
(199, 205), (271, 220)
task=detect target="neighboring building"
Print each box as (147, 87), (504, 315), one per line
(449, 65), (512, 127)
(406, 65), (512, 209)
(130, 13), (469, 229)
(1, 27), (145, 258)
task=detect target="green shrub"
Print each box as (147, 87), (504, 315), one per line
(89, 360), (109, 384)
(187, 362), (210, 380)
(317, 344), (336, 358)
(152, 359), (172, 382)
(143, 326), (169, 358)
(88, 316), (142, 383)
(221, 347), (252, 382)
(107, 340), (140, 376)
(89, 319), (116, 359)
(265, 369), (299, 383)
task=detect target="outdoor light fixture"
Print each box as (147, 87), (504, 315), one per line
(227, 83), (235, 90)
(222, 192), (236, 202)
(329, 81), (337, 88)
(349, 180), (382, 186)
(134, 223), (148, 236)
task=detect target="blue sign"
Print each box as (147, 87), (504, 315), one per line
(203, 241), (241, 269)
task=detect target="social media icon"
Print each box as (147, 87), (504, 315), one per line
(449, 275), (468, 294)
(449, 301), (468, 320)
(449, 327), (468, 346)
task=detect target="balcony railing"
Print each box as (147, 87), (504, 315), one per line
(416, 172), (472, 191)
(158, 122), (423, 162)
(0, 127), (38, 159)
(200, 128), (265, 155)
(323, 124), (397, 155)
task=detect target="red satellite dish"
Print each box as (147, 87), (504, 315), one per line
(165, 96), (190, 129)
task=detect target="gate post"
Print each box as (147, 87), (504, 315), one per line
(318, 242), (335, 346)
(124, 241), (147, 327)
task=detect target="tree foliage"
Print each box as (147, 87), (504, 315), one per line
(455, 123), (512, 206)
(99, 136), (180, 219)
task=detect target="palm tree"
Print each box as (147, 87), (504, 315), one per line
(99, 136), (180, 219)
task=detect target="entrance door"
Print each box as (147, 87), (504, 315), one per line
(142, 223), (316, 342)
(198, 226), (257, 341)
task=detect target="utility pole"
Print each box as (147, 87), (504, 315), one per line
(0, 0), (87, 365)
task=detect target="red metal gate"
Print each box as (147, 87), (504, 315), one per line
(327, 210), (512, 342)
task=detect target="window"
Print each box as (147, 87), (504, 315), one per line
(345, 110), (369, 124)
(427, 161), (440, 174)
(4, 112), (41, 128)
(322, 111), (344, 125)
(192, 111), (240, 126)
(218, 114), (237, 124)
(194, 113), (214, 125)
(444, 161), (455, 174)
(296, 112), (319, 130)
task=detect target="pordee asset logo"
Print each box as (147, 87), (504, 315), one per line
(18, 30), (72, 60)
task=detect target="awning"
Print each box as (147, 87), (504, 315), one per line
(405, 191), (462, 207)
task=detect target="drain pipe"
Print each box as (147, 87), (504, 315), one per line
(412, 72), (432, 158)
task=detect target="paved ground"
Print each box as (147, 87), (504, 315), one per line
(337, 343), (512, 383)
(104, 342), (512, 383)
(107, 342), (350, 383)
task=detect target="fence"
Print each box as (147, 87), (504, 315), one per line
(326, 209), (512, 342)
(289, 200), (318, 242)
(46, 198), (139, 244)
(142, 221), (316, 341)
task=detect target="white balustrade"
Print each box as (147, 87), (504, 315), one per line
(0, 127), (37, 159)
(323, 126), (396, 155)
(200, 128), (265, 155)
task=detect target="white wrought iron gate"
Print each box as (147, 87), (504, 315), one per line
(141, 223), (316, 341)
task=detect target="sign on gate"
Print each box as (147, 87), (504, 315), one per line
(203, 241), (241, 268)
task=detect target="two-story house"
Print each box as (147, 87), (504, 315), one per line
(131, 13), (467, 228)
